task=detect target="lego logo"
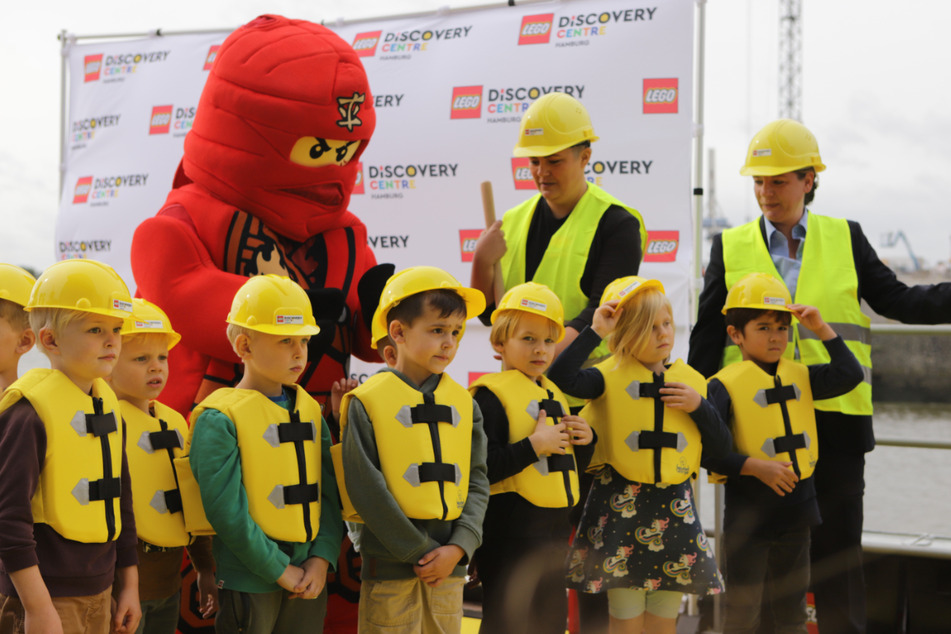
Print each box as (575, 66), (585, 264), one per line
(644, 88), (677, 104)
(85, 60), (101, 74)
(521, 22), (550, 36)
(150, 112), (171, 126)
(647, 240), (677, 254)
(515, 167), (531, 180)
(453, 95), (481, 109)
(353, 37), (378, 50)
(461, 238), (476, 253)
(75, 183), (91, 196)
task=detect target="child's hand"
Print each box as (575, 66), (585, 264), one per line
(787, 304), (835, 341)
(563, 415), (593, 446)
(660, 382), (701, 413)
(195, 569), (219, 619)
(290, 557), (330, 600)
(591, 300), (622, 339)
(528, 409), (569, 457)
(276, 564), (305, 593)
(741, 457), (799, 496)
(414, 545), (465, 587)
(331, 378), (359, 419)
(111, 585), (141, 633)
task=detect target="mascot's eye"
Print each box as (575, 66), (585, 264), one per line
(290, 137), (362, 168)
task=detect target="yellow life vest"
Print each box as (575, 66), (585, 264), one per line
(0, 369), (124, 543)
(335, 372), (473, 523)
(721, 213), (872, 415)
(499, 183), (647, 368)
(713, 359), (818, 479)
(581, 359), (705, 485)
(184, 386), (324, 543)
(469, 370), (579, 508)
(122, 400), (191, 547)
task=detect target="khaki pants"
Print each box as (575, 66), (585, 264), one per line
(359, 577), (463, 634)
(0, 587), (112, 634)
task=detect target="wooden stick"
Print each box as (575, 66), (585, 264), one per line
(480, 181), (506, 306)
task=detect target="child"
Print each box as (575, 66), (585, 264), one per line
(0, 259), (141, 633)
(337, 265), (490, 634)
(188, 274), (342, 633)
(110, 299), (217, 632)
(0, 263), (37, 392)
(548, 276), (730, 634)
(470, 282), (593, 634)
(702, 273), (862, 632)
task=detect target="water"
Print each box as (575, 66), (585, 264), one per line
(696, 402), (951, 538)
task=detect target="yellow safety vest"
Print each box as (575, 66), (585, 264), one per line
(335, 372), (473, 523)
(581, 358), (705, 485)
(122, 400), (191, 547)
(0, 369), (123, 543)
(721, 213), (872, 415)
(713, 359), (818, 480)
(499, 183), (647, 366)
(183, 386), (324, 543)
(469, 371), (579, 508)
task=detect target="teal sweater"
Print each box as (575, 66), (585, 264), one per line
(190, 389), (342, 593)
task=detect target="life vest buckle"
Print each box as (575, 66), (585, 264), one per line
(625, 380), (662, 400)
(150, 488), (184, 514)
(268, 482), (320, 509)
(397, 403), (460, 428)
(404, 462), (461, 487)
(72, 476), (121, 505)
(69, 410), (118, 438)
(263, 420), (317, 448)
(763, 431), (811, 457)
(626, 429), (688, 453)
(139, 429), (184, 454)
(754, 383), (802, 408)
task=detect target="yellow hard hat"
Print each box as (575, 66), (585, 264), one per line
(740, 119), (826, 176)
(27, 259), (133, 319)
(372, 266), (485, 349)
(227, 275), (320, 336)
(722, 273), (793, 314)
(600, 276), (665, 310)
(0, 264), (37, 308)
(121, 298), (182, 349)
(491, 282), (565, 343)
(513, 93), (599, 158)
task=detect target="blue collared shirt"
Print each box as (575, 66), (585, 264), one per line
(764, 211), (808, 298)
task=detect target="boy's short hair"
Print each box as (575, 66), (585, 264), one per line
(29, 308), (88, 359)
(226, 322), (255, 346)
(724, 307), (793, 332)
(489, 310), (560, 347)
(375, 334), (396, 362)
(386, 289), (467, 330)
(0, 299), (30, 333)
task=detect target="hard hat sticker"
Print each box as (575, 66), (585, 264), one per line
(135, 319), (164, 330)
(752, 149), (772, 157)
(113, 299), (134, 312)
(763, 296), (786, 306)
(520, 298), (547, 311)
(619, 281), (642, 296)
(524, 127), (545, 136)
(276, 314), (304, 325)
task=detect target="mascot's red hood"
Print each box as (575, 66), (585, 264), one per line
(182, 15), (376, 240)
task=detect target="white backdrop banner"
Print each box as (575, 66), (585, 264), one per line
(58, 0), (697, 384)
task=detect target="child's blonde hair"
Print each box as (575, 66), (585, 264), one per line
(121, 331), (175, 351)
(226, 323), (256, 346)
(0, 299), (29, 333)
(607, 289), (673, 364)
(489, 310), (560, 348)
(29, 308), (88, 359)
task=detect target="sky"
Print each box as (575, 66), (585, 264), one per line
(3, 0), (951, 274)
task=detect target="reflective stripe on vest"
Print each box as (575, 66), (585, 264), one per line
(721, 213), (872, 415)
(470, 370), (579, 508)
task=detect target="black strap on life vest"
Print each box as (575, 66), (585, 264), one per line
(410, 391), (455, 520)
(542, 389), (574, 507)
(88, 397), (120, 541)
(277, 401), (320, 542)
(634, 372), (677, 484)
(153, 418), (185, 515)
(763, 375), (805, 477)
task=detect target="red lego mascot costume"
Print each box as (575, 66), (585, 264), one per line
(132, 15), (384, 416)
(131, 17), (382, 631)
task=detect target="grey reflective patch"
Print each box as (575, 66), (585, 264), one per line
(533, 457), (550, 476)
(761, 438), (778, 458)
(72, 479), (90, 505)
(625, 430), (642, 451)
(454, 463), (462, 485)
(268, 485), (286, 509)
(526, 400), (541, 420)
(862, 365), (872, 385)
(404, 463), (421, 487)
(138, 430), (155, 454)
(70, 411), (87, 437)
(450, 406), (461, 428)
(675, 432), (688, 453)
(309, 421), (318, 439)
(150, 490), (168, 514)
(753, 389), (770, 408)
(396, 406), (414, 428)
(791, 383), (802, 400)
(803, 431), (812, 449)
(263, 424), (281, 448)
(625, 381), (642, 400)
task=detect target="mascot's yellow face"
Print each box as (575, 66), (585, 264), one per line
(289, 137), (362, 167)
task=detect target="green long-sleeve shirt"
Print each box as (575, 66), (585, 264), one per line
(190, 389), (343, 593)
(342, 368), (489, 580)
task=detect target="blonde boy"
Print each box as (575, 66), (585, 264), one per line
(188, 275), (342, 634)
(0, 264), (37, 392)
(338, 266), (489, 634)
(0, 259), (140, 634)
(111, 299), (217, 632)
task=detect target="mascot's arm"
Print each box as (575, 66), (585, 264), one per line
(131, 212), (243, 363)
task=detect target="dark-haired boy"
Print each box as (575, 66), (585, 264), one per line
(702, 273), (863, 633)
(337, 266), (489, 634)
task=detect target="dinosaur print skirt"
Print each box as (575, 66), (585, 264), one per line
(567, 465), (724, 596)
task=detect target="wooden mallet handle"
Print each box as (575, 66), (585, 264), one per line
(480, 181), (505, 305)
